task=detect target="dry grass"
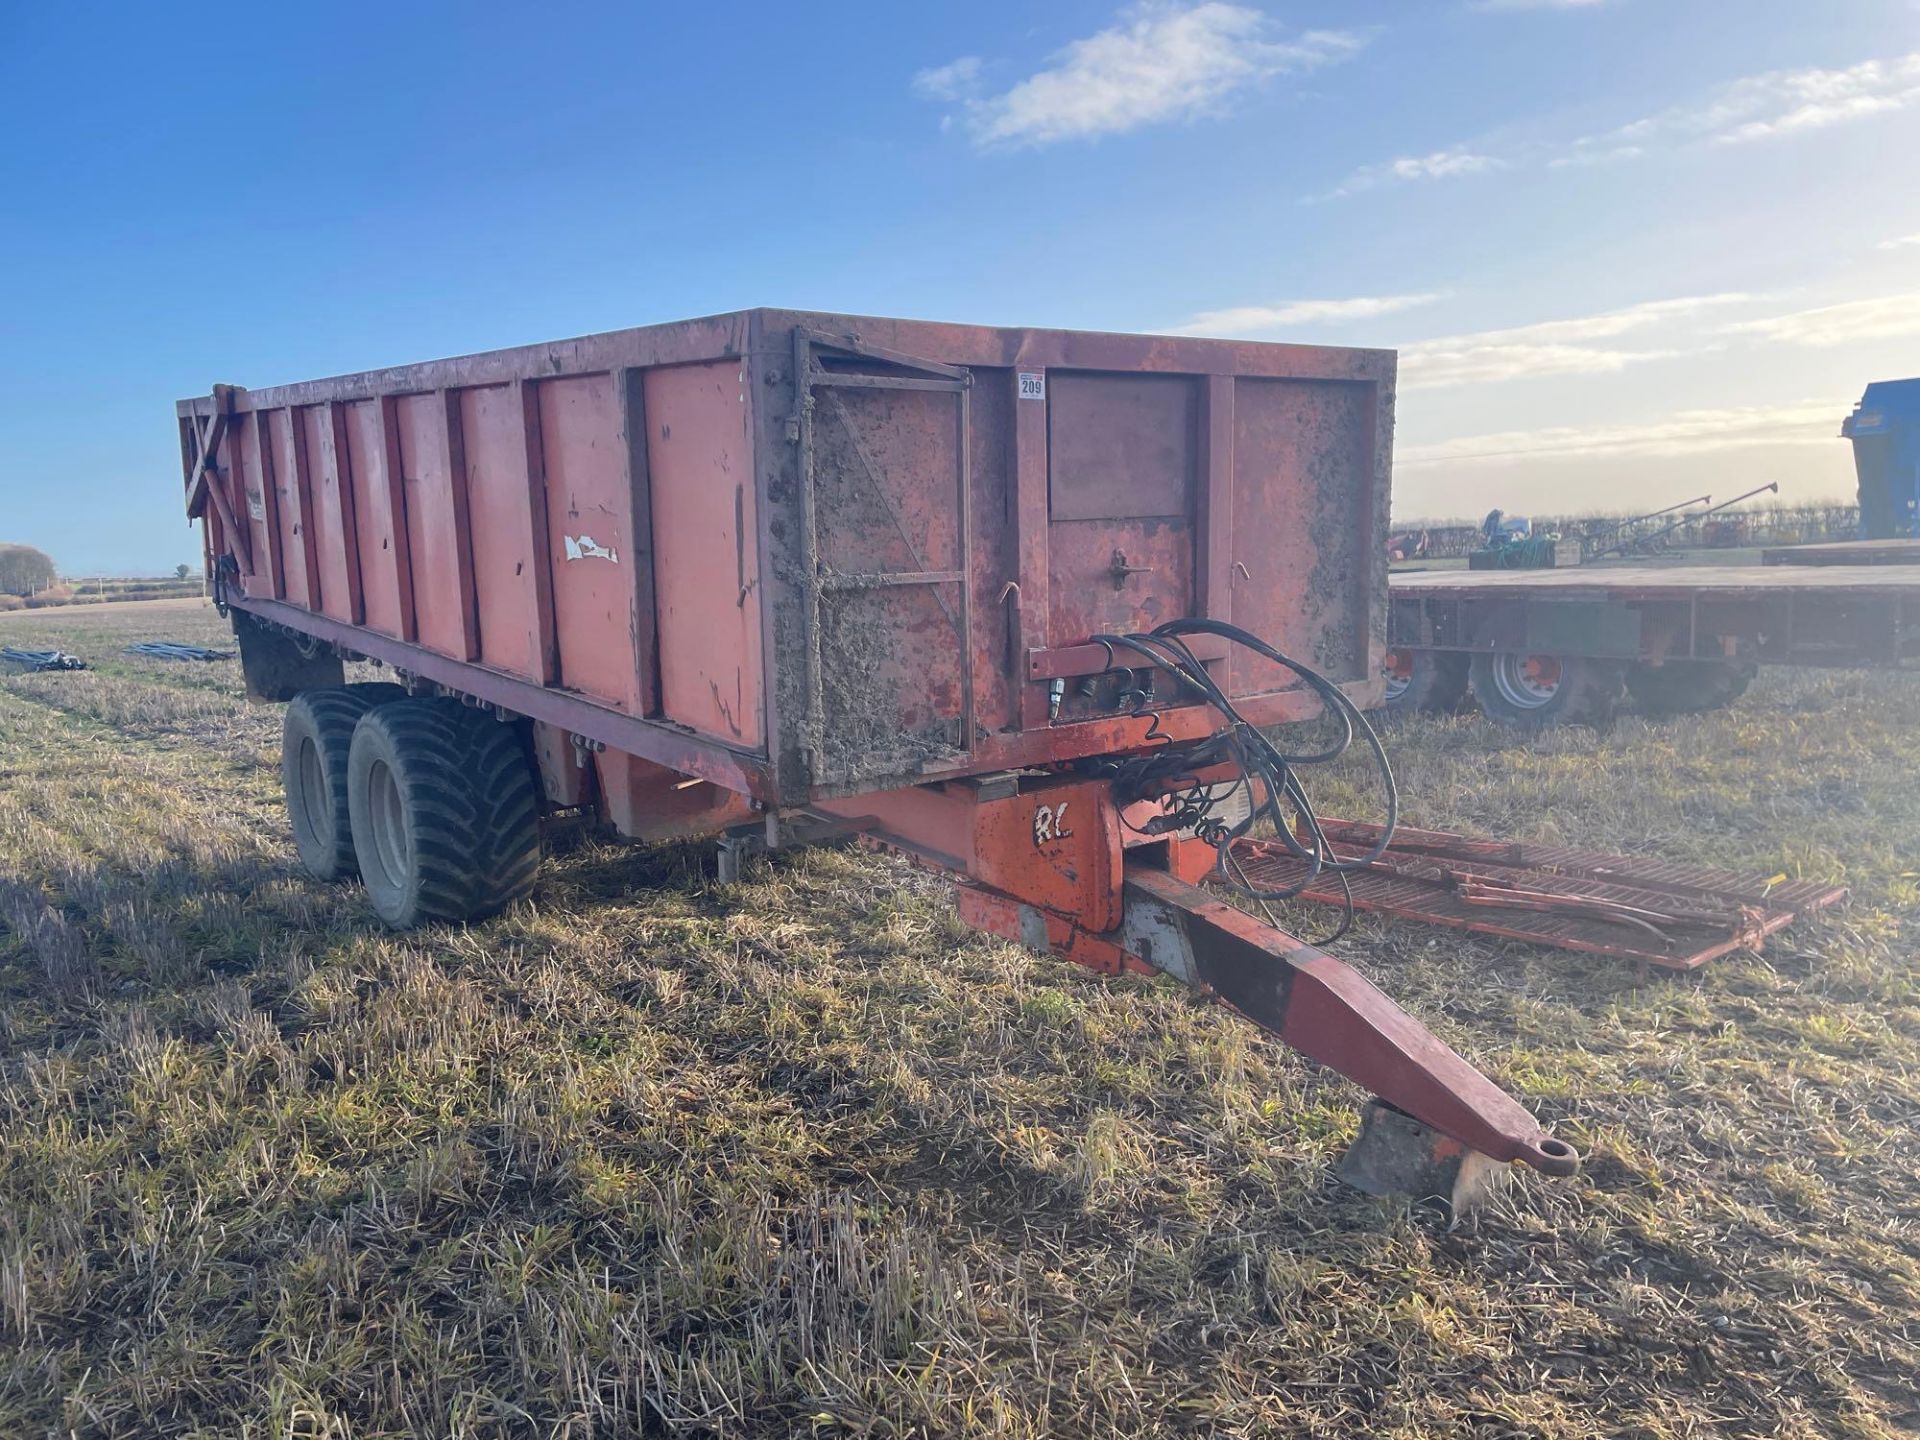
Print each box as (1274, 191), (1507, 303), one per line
(1, 601), (1917, 1438)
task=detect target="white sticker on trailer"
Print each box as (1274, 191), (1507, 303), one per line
(1018, 372), (1045, 401)
(564, 534), (620, 563)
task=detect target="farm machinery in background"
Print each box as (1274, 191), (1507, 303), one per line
(1382, 383), (1920, 727)
(1844, 377), (1920, 541)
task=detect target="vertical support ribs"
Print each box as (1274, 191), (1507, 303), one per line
(617, 367), (662, 715)
(285, 409), (323, 611)
(321, 401), (366, 624)
(249, 413), (286, 600)
(516, 379), (560, 685)
(375, 396), (417, 640)
(1011, 361), (1049, 727)
(441, 389), (481, 662)
(1200, 374), (1234, 623)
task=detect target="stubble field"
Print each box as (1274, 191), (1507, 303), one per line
(0, 599), (1916, 1438)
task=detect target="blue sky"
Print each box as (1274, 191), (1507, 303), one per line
(3, 0), (1917, 573)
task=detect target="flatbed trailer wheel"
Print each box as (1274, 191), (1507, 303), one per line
(1468, 651), (1622, 732)
(346, 699), (541, 929)
(281, 683), (409, 880)
(1626, 658), (1757, 716)
(1380, 647), (1469, 716)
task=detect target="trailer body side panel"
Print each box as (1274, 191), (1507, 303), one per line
(647, 359), (764, 750)
(181, 309), (1393, 815)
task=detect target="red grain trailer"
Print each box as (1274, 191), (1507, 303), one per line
(179, 308), (1576, 1207)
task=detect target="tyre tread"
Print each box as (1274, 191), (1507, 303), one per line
(349, 699), (540, 928)
(1468, 654), (1623, 732)
(282, 683), (409, 880)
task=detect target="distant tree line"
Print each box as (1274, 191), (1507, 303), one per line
(0, 545), (205, 612)
(0, 544), (56, 596)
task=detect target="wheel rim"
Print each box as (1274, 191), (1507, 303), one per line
(1490, 653), (1563, 709)
(363, 758), (409, 891)
(1382, 648), (1414, 702)
(294, 736), (328, 846)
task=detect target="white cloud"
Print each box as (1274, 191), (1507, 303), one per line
(1174, 292), (1446, 335)
(1404, 342), (1679, 389)
(1334, 50), (1920, 193)
(1877, 232), (1920, 250)
(1559, 52), (1920, 165)
(1398, 401), (1843, 468)
(920, 3), (1367, 149)
(1321, 147), (1502, 198)
(1724, 291), (1920, 348)
(1400, 293), (1756, 388)
(912, 56), (983, 102)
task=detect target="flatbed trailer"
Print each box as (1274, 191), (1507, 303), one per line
(1384, 563), (1920, 727)
(1761, 538), (1920, 566)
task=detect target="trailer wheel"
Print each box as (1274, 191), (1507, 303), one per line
(282, 684), (409, 880)
(1626, 659), (1758, 717)
(346, 699), (541, 929)
(1468, 652), (1622, 731)
(1381, 648), (1470, 716)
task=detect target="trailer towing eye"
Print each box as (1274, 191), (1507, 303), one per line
(961, 866), (1578, 1215)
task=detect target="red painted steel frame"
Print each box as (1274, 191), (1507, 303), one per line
(1231, 821), (1848, 971)
(831, 778), (1574, 1177)
(956, 863), (1574, 1176)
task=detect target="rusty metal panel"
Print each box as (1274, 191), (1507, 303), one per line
(809, 375), (969, 782)
(1045, 372), (1196, 651)
(595, 750), (757, 841)
(242, 411), (285, 599)
(207, 423), (255, 582)
(1229, 378), (1374, 695)
(231, 413), (272, 586)
(1231, 821), (1848, 971)
(1047, 373), (1196, 521)
(457, 385), (543, 679)
(393, 393), (469, 660)
(537, 374), (644, 712)
(965, 373), (1018, 732)
(1046, 518), (1194, 645)
(647, 359), (763, 749)
(264, 409), (314, 610)
(299, 405), (353, 623)
(341, 399), (404, 638)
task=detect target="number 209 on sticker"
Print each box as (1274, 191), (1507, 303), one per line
(1018, 371), (1045, 401)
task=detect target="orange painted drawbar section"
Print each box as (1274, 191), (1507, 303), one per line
(180, 309), (1394, 812)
